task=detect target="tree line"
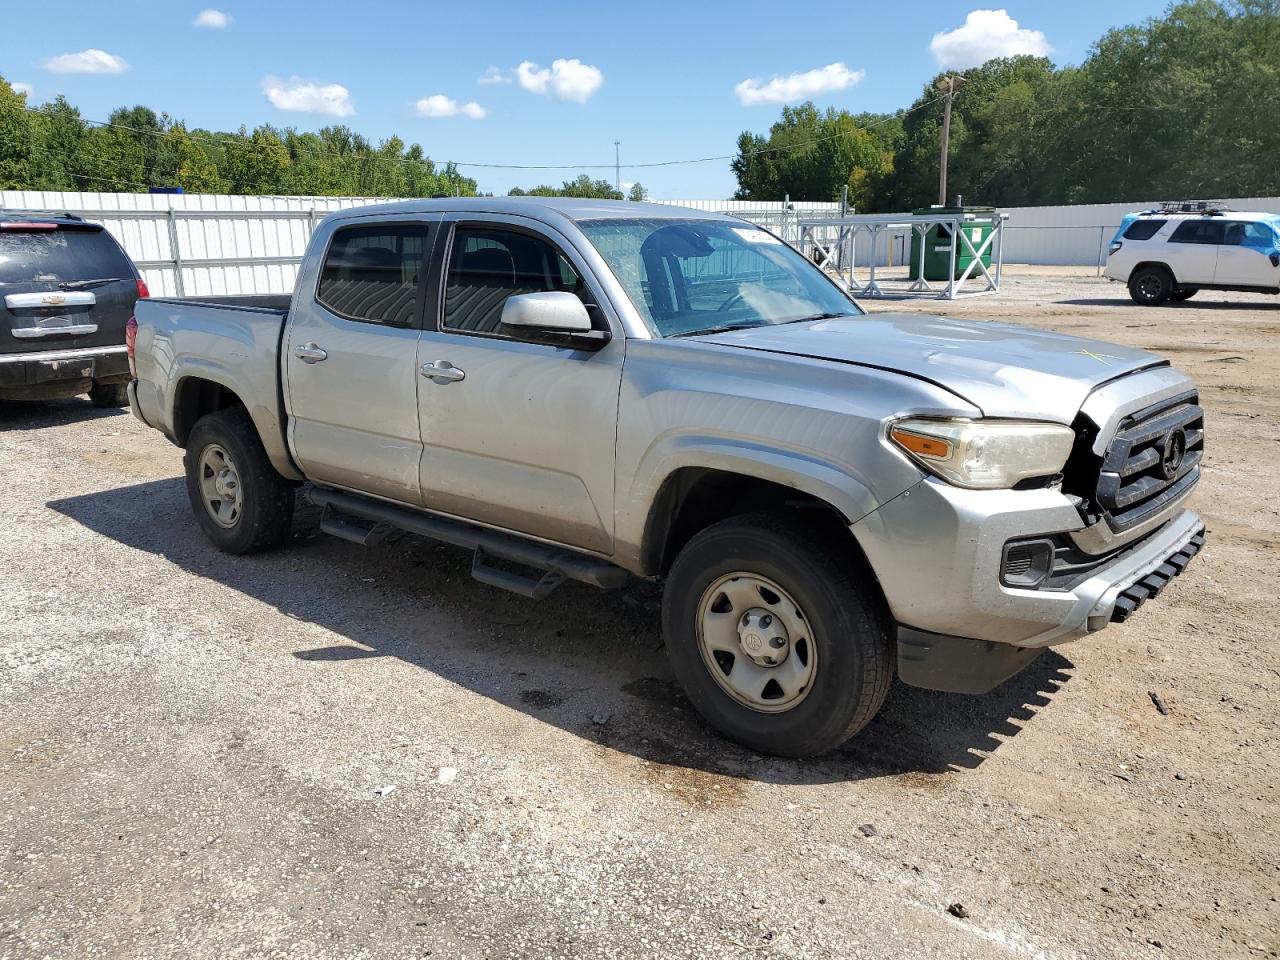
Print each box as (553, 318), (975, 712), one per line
(733, 0), (1280, 210)
(0, 87), (651, 201)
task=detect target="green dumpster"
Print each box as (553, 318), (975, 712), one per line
(908, 206), (997, 281)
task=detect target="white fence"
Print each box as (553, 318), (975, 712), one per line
(0, 190), (840, 298)
(4, 190), (1278, 296)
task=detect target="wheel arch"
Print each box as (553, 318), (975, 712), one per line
(171, 372), (304, 481)
(638, 465), (881, 584)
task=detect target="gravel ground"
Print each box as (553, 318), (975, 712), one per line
(1, 271), (1277, 960)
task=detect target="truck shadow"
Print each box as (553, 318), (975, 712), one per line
(48, 478), (1074, 787)
(0, 397), (127, 431)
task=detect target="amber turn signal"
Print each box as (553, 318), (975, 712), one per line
(890, 427), (953, 461)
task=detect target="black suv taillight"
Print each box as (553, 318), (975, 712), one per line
(126, 316), (138, 377)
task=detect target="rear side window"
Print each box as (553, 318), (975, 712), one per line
(317, 224), (431, 326)
(442, 226), (586, 336)
(0, 226), (134, 284)
(1168, 220), (1225, 245)
(1123, 219), (1165, 241)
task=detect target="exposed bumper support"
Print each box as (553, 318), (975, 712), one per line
(897, 628), (1043, 694)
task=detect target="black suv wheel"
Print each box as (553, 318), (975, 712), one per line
(1128, 266), (1174, 305)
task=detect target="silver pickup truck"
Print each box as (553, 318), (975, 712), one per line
(130, 198), (1205, 756)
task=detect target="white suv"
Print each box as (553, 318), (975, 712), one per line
(1104, 204), (1280, 305)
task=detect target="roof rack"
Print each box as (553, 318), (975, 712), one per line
(1154, 200), (1232, 216)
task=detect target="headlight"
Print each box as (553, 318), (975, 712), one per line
(889, 418), (1075, 489)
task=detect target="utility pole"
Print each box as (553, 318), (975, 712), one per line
(614, 141), (620, 194)
(936, 75), (966, 206)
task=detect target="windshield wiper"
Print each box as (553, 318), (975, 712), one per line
(780, 312), (856, 324)
(59, 277), (128, 290)
(671, 322), (760, 338)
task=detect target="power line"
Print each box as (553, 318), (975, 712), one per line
(19, 95), (942, 177)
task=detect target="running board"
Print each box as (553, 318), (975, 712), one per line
(319, 504), (393, 546)
(308, 487), (628, 597)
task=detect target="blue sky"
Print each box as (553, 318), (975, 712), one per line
(2, 1), (1172, 199)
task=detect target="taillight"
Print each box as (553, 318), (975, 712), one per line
(1108, 241), (1123, 256)
(126, 316), (138, 378)
(0, 221), (57, 231)
(136, 278), (150, 299)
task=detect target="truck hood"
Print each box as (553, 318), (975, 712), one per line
(697, 313), (1166, 422)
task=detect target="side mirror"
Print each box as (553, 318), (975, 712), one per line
(500, 291), (610, 349)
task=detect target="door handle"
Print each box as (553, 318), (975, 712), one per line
(293, 343), (328, 363)
(421, 360), (465, 383)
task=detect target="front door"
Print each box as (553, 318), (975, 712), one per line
(415, 217), (624, 555)
(1214, 221), (1280, 288)
(284, 218), (437, 504)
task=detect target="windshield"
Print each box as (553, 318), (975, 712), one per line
(578, 218), (862, 337)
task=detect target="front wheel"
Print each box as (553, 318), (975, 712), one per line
(1128, 266), (1173, 305)
(184, 407), (295, 554)
(661, 513), (893, 757)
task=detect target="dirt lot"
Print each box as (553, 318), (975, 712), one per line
(1, 270), (1277, 960)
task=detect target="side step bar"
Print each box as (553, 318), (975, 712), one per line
(308, 487), (628, 597)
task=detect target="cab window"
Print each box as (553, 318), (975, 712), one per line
(442, 226), (587, 337)
(317, 224), (431, 326)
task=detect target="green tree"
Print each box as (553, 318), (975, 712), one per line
(510, 174), (623, 199)
(732, 103), (895, 208)
(0, 76), (35, 189)
(221, 126), (289, 194)
(627, 182), (648, 201)
(165, 126), (225, 193)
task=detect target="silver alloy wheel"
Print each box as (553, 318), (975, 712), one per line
(198, 443), (243, 529)
(695, 572), (816, 713)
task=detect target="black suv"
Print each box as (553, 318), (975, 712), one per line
(0, 212), (145, 407)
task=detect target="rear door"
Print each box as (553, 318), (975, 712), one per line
(1214, 221), (1280, 288)
(283, 217), (439, 505)
(0, 222), (138, 357)
(414, 215), (624, 554)
(1162, 219), (1223, 285)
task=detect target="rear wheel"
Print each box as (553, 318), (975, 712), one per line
(1170, 287), (1198, 302)
(1128, 266), (1173, 305)
(88, 382), (129, 407)
(661, 513), (893, 757)
(184, 407), (294, 554)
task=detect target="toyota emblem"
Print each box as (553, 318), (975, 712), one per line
(1160, 428), (1187, 480)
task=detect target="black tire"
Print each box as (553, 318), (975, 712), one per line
(1128, 266), (1174, 305)
(1170, 287), (1198, 302)
(184, 407), (295, 554)
(661, 512), (893, 757)
(88, 382), (129, 407)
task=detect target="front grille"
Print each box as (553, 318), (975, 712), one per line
(1066, 389), (1203, 533)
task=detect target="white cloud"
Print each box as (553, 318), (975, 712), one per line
(194, 9), (232, 28)
(478, 66), (509, 85)
(515, 58), (603, 103)
(734, 62), (864, 106)
(12, 82), (34, 98)
(415, 95), (486, 119)
(261, 76), (355, 117)
(41, 49), (128, 75)
(929, 9), (1051, 69)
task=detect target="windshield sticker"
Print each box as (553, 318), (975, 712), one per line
(732, 227), (783, 245)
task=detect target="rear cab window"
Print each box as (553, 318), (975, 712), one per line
(0, 225), (134, 284)
(1123, 219), (1166, 241)
(316, 224), (432, 326)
